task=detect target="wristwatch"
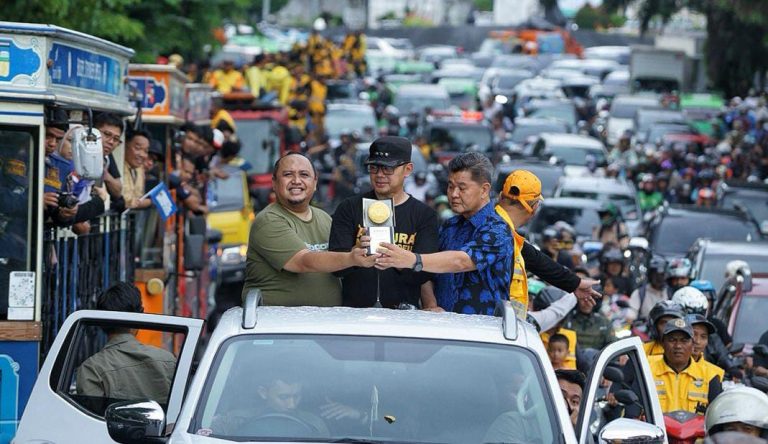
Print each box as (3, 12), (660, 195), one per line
(412, 253), (423, 272)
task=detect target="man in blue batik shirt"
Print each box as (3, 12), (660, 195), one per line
(375, 152), (513, 315)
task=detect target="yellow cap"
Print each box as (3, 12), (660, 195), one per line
(502, 170), (543, 213)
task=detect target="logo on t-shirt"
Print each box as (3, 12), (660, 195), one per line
(305, 242), (328, 251)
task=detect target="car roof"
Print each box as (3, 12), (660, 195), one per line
(327, 103), (374, 112)
(611, 94), (661, 105)
(557, 177), (634, 194)
(512, 117), (569, 128)
(700, 240), (768, 256)
(540, 133), (605, 149)
(540, 197), (603, 208)
(214, 306), (535, 347)
(396, 83), (449, 96)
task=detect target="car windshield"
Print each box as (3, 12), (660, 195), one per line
(326, 83), (355, 101)
(732, 296), (768, 345)
(510, 124), (567, 143)
(325, 109), (376, 139)
(652, 215), (760, 256)
(208, 171), (245, 212)
(430, 125), (493, 152)
(192, 335), (557, 444)
(497, 74), (531, 89)
(720, 191), (768, 224)
(699, 254), (768, 292)
(610, 101), (657, 119)
(558, 190), (638, 220)
(394, 95), (451, 114)
(644, 124), (692, 142)
(531, 205), (600, 237)
(547, 146), (606, 166)
(528, 105), (576, 126)
(237, 119), (281, 175)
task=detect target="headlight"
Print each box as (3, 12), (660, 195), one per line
(220, 245), (247, 265)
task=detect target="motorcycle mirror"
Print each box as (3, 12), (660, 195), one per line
(729, 342), (745, 354)
(614, 389), (639, 405)
(603, 365), (624, 384)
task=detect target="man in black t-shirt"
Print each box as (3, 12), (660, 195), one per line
(330, 136), (440, 309)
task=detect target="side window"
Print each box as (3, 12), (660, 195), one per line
(50, 319), (189, 418)
(584, 350), (657, 439)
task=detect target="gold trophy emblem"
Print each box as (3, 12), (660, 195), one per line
(367, 201), (391, 224)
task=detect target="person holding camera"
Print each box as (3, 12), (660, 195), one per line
(43, 117), (79, 226)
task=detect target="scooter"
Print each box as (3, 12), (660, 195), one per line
(664, 410), (705, 444)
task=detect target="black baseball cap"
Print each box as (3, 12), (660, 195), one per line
(663, 317), (694, 339)
(685, 314), (715, 334)
(365, 136), (412, 167)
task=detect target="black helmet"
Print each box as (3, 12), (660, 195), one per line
(533, 286), (567, 312)
(649, 300), (684, 329)
(601, 248), (624, 264)
(648, 256), (667, 275)
(542, 227), (559, 243)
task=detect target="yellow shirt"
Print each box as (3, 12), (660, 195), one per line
(494, 204), (528, 319)
(244, 66), (266, 95)
(266, 65), (292, 104)
(644, 340), (664, 358)
(649, 355), (721, 414)
(208, 69), (245, 94)
(541, 328), (577, 370)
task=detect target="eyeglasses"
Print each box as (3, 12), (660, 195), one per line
(101, 130), (122, 144)
(367, 163), (406, 175)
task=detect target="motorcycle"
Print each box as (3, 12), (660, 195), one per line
(664, 410), (705, 444)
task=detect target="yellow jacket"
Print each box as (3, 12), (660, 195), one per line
(208, 69), (245, 94)
(494, 204), (528, 320)
(649, 355), (721, 414)
(541, 328), (577, 370)
(644, 340), (664, 358)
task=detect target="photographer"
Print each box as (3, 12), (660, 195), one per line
(43, 116), (78, 226)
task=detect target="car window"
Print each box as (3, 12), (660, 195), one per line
(545, 146), (606, 166)
(528, 105), (576, 126)
(429, 125), (493, 153)
(208, 172), (246, 212)
(192, 335), (558, 444)
(510, 124), (567, 143)
(652, 215), (760, 256)
(531, 205), (600, 237)
(52, 319), (188, 418)
(732, 296), (768, 345)
(393, 95), (451, 114)
(720, 191), (768, 223)
(610, 101), (656, 119)
(325, 109), (377, 139)
(700, 254), (768, 294)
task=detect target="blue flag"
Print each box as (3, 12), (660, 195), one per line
(147, 182), (177, 221)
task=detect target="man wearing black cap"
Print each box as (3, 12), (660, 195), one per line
(649, 317), (723, 414)
(329, 136), (440, 309)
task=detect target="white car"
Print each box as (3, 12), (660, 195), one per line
(527, 133), (609, 177)
(15, 294), (666, 444)
(606, 95), (661, 146)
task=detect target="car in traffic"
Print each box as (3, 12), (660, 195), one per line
(642, 204), (763, 260)
(426, 118), (495, 164)
(527, 197), (603, 242)
(713, 265), (768, 352)
(15, 294), (666, 444)
(606, 94), (660, 146)
(417, 44), (459, 64)
(504, 117), (570, 155)
(525, 133), (609, 176)
(366, 37), (415, 60)
(553, 176), (642, 235)
(324, 103), (377, 143)
(687, 239), (768, 293)
(716, 180), (768, 236)
(392, 83), (451, 117)
(524, 98), (579, 130)
(494, 159), (566, 198)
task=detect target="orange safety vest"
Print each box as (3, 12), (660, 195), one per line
(495, 204), (528, 320)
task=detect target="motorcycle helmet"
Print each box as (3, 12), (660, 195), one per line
(601, 248), (625, 265)
(648, 300), (684, 339)
(648, 256), (668, 275)
(532, 286), (567, 312)
(705, 386), (768, 438)
(667, 258), (693, 279)
(597, 202), (620, 226)
(541, 227), (559, 243)
(671, 286), (709, 315)
(690, 280), (717, 304)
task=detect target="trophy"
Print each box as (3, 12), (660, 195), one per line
(362, 198), (395, 255)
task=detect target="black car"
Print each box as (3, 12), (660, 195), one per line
(717, 180), (768, 236)
(643, 205), (762, 259)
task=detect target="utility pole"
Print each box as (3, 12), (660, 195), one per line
(262, 0), (270, 22)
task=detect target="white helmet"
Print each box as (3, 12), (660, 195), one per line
(671, 286), (708, 315)
(705, 386), (768, 437)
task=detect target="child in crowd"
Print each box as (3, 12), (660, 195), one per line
(548, 333), (570, 370)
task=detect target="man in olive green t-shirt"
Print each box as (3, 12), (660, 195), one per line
(243, 153), (376, 306)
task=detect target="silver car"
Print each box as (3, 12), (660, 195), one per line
(15, 294), (666, 444)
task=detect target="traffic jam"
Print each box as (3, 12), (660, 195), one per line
(1, 9), (767, 444)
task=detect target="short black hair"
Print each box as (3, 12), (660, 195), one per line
(94, 112), (123, 131)
(216, 119), (235, 134)
(220, 137), (241, 158)
(447, 152), (493, 186)
(549, 333), (570, 349)
(97, 281), (143, 313)
(272, 152), (316, 179)
(555, 369), (586, 391)
(126, 129), (152, 143)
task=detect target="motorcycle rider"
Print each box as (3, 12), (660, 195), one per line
(705, 386), (768, 438)
(666, 258), (693, 296)
(644, 300), (685, 357)
(600, 247), (632, 296)
(686, 313), (725, 382)
(628, 256), (669, 321)
(593, 202), (629, 249)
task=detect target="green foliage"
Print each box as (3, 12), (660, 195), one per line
(2, 0), (251, 62)
(574, 3), (625, 29)
(474, 0), (493, 11)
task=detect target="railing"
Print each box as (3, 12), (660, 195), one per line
(41, 212), (137, 359)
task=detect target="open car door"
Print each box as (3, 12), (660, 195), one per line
(15, 310), (203, 444)
(576, 336), (667, 444)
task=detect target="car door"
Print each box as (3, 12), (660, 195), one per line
(576, 336), (666, 444)
(14, 310), (202, 444)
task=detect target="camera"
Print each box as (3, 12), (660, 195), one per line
(57, 192), (78, 209)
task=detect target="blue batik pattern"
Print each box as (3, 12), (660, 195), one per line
(435, 201), (513, 315)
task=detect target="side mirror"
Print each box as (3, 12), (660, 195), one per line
(599, 418), (665, 444)
(106, 400), (166, 444)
